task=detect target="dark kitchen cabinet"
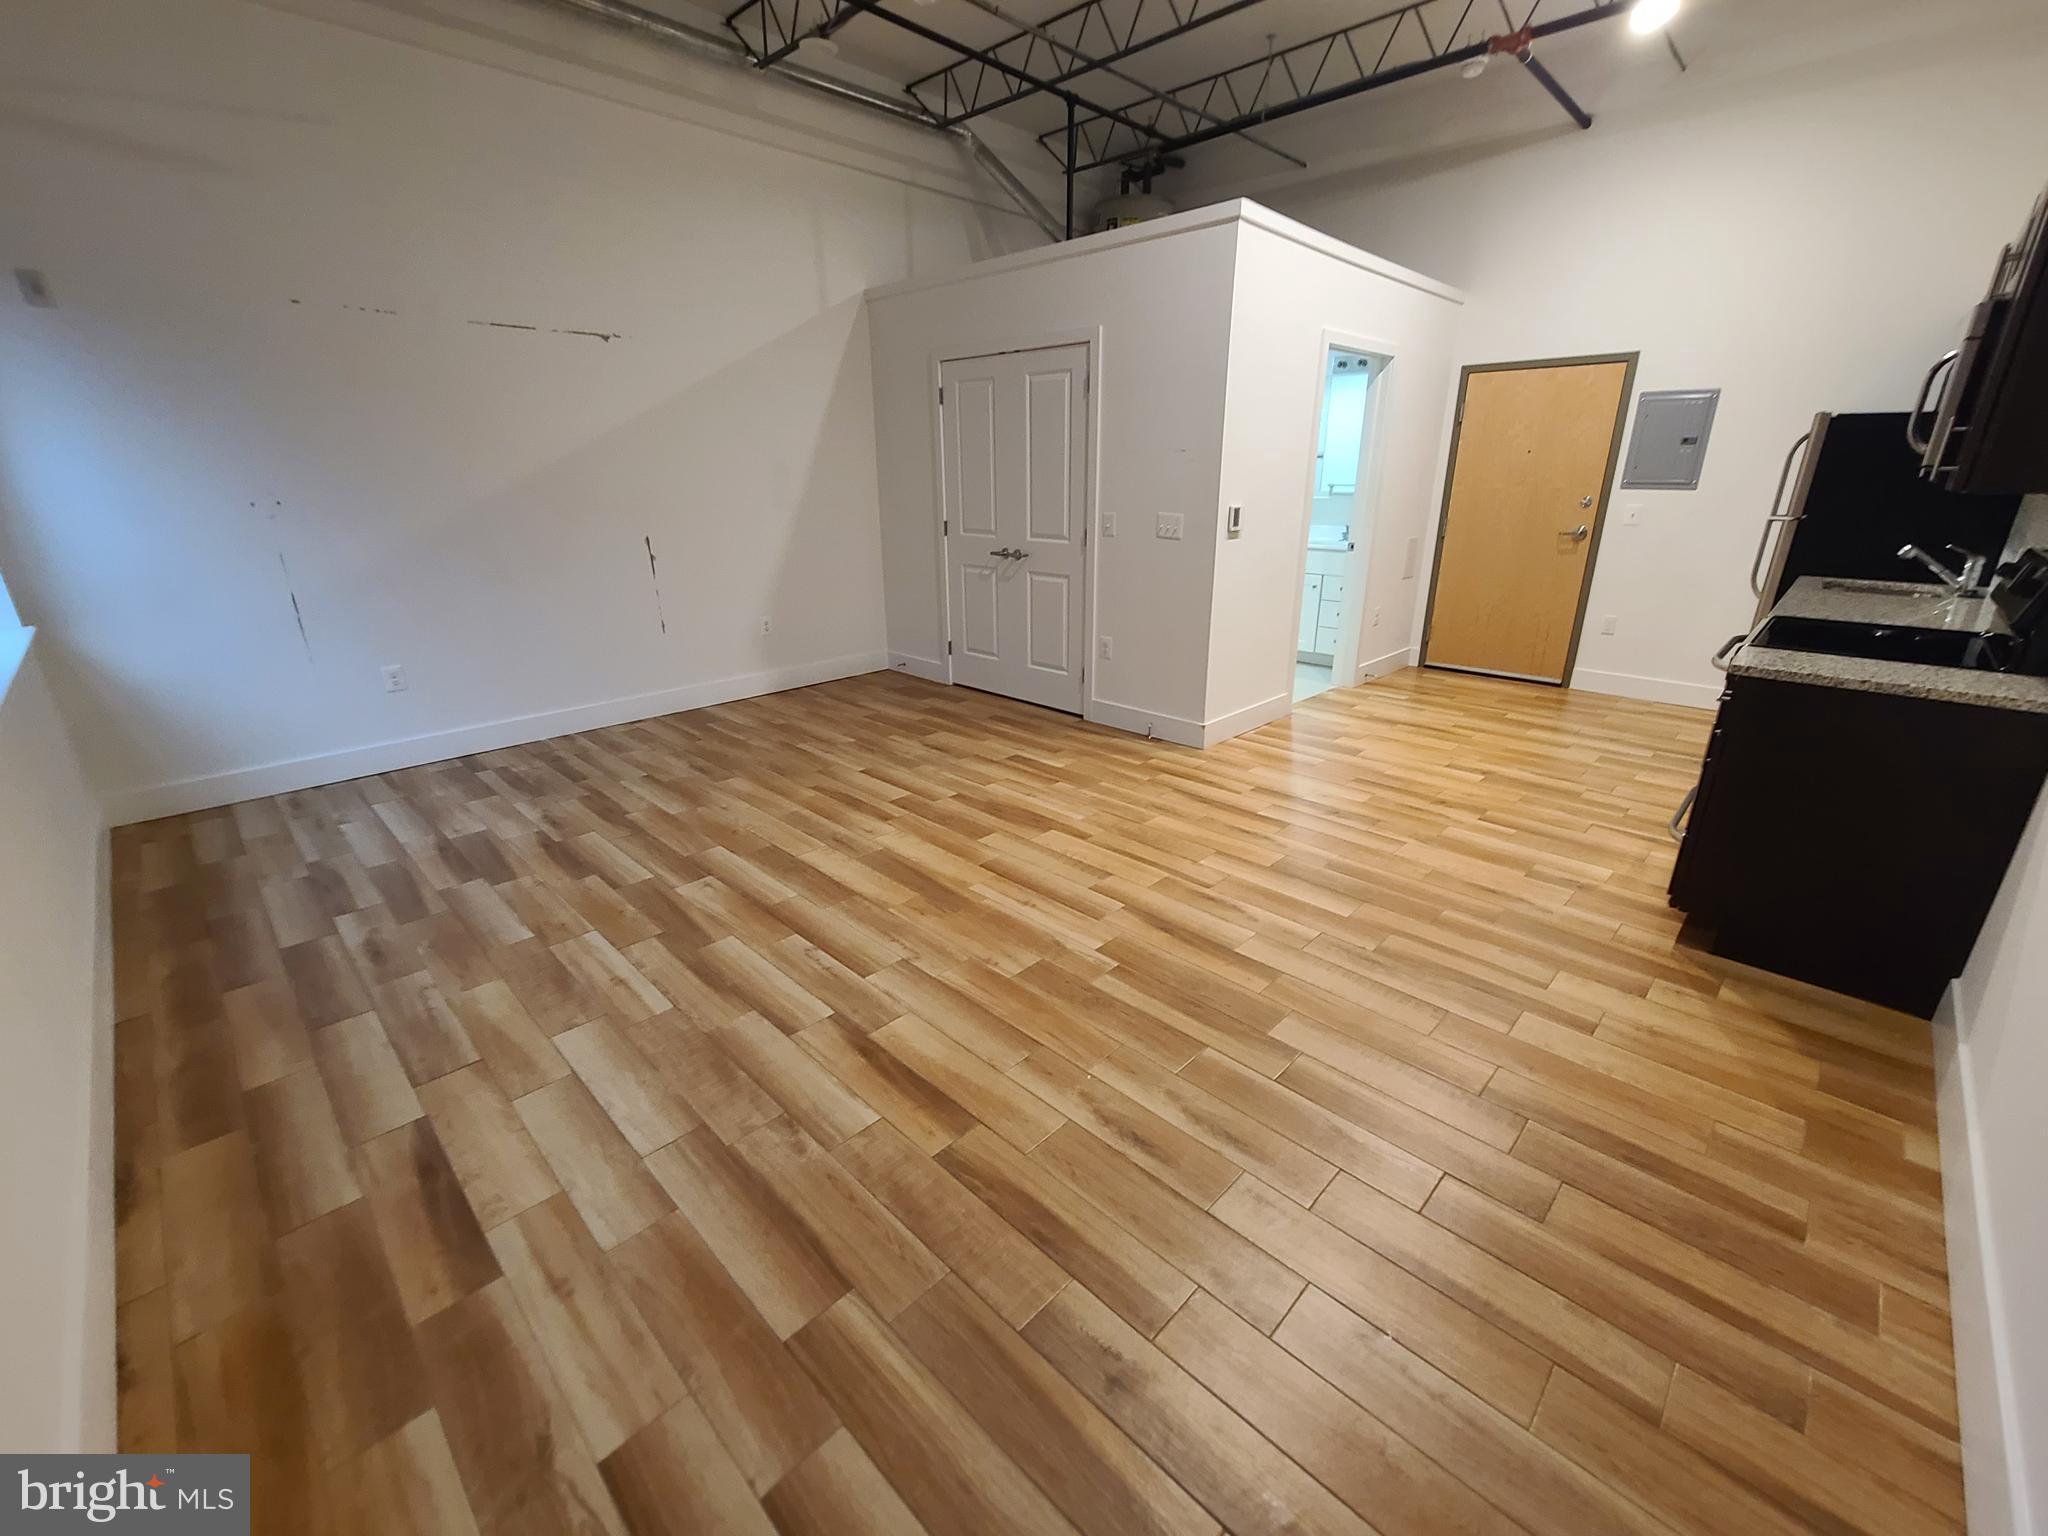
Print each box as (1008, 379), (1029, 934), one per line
(1669, 675), (2048, 1017)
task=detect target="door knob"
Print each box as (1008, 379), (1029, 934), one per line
(1579, 495), (1594, 508)
(1559, 524), (1589, 541)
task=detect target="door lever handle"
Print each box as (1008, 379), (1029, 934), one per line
(1559, 524), (1589, 541)
(990, 547), (1015, 559)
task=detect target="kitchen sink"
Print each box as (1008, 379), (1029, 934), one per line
(1751, 615), (2012, 670)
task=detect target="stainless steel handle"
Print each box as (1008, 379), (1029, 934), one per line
(1559, 524), (1589, 541)
(1749, 429), (1814, 598)
(1669, 784), (1697, 843)
(1906, 350), (1958, 455)
(1710, 632), (1748, 672)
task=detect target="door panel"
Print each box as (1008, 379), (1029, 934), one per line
(940, 343), (1089, 714)
(1025, 571), (1071, 673)
(1025, 369), (1074, 543)
(954, 377), (999, 537)
(1424, 360), (1630, 683)
(959, 563), (1000, 658)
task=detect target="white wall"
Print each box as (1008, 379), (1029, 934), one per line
(868, 214), (1241, 736)
(1265, 16), (2048, 707)
(1939, 774), (2048, 1536)
(0, 0), (1058, 822)
(0, 631), (113, 1451)
(1211, 218), (1460, 725)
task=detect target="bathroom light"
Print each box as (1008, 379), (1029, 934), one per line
(1629, 0), (1679, 34)
(1460, 53), (1488, 79)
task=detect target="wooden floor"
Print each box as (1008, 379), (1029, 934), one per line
(111, 667), (1963, 1536)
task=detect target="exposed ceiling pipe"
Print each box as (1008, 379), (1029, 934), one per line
(533, 0), (1066, 240)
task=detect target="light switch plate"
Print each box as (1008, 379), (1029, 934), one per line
(1157, 514), (1184, 541)
(1102, 511), (1117, 538)
(1225, 505), (1243, 538)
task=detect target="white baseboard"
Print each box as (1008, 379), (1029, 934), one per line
(1932, 981), (2030, 1536)
(1085, 695), (1203, 749)
(1569, 666), (1721, 710)
(885, 651), (949, 684)
(107, 650), (889, 823)
(1203, 690), (1292, 746)
(1354, 645), (1416, 683)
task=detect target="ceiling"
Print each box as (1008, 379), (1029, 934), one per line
(631, 0), (2033, 193)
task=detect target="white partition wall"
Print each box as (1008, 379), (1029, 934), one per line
(1210, 214), (1462, 735)
(868, 200), (1462, 747)
(868, 210), (1240, 742)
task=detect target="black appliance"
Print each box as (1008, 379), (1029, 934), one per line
(1909, 183), (2048, 494)
(1993, 546), (2048, 673)
(1748, 410), (2020, 624)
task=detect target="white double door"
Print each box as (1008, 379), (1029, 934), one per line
(940, 343), (1089, 715)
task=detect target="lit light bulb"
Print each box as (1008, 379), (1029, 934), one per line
(1629, 0), (1680, 34)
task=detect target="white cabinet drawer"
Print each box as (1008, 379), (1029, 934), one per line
(1315, 624), (1341, 654)
(1302, 573), (1323, 603)
(1319, 576), (1347, 604)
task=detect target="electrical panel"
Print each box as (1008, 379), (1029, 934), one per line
(1623, 388), (1720, 490)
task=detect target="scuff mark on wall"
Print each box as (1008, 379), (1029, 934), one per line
(259, 499), (314, 662)
(644, 535), (668, 637)
(465, 318), (622, 341)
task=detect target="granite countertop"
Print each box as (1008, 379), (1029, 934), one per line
(1730, 576), (2048, 715)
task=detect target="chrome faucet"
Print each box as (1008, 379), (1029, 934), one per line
(1898, 543), (1989, 594)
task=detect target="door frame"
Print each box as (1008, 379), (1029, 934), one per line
(928, 328), (1103, 717)
(1286, 328), (1398, 701)
(1418, 351), (1639, 686)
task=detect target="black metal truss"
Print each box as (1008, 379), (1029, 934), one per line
(903, 0), (1269, 127)
(1042, 0), (1628, 172)
(724, 0), (1304, 170)
(723, 0), (1171, 151)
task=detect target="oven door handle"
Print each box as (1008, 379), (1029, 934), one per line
(1749, 429), (1814, 599)
(1906, 350), (1958, 456)
(1668, 784), (1697, 843)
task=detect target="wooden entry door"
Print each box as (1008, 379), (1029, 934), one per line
(1422, 357), (1633, 683)
(941, 343), (1090, 714)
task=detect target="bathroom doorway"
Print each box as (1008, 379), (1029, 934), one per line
(1296, 347), (1376, 700)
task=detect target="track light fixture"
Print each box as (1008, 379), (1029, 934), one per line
(1629, 0), (1680, 35)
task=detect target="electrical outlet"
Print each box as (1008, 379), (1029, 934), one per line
(1371, 606), (1382, 628)
(381, 664), (408, 694)
(1156, 513), (1184, 541)
(1099, 635), (1113, 659)
(759, 617), (773, 635)
(1101, 511), (1116, 538)
(1600, 615), (1618, 635)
